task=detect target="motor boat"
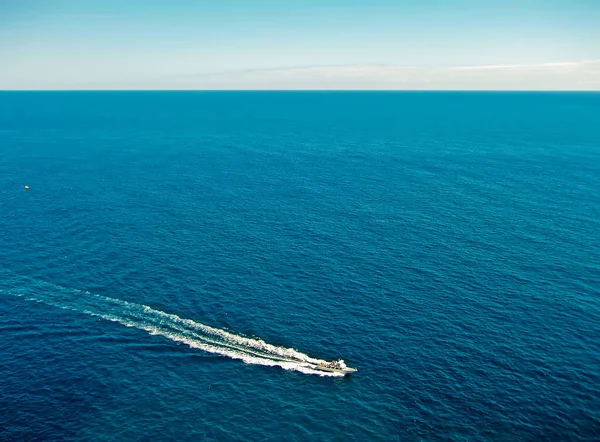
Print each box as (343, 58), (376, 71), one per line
(314, 359), (357, 375)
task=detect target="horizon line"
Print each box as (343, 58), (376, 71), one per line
(2, 89), (600, 93)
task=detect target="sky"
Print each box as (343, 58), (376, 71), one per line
(1, 0), (599, 90)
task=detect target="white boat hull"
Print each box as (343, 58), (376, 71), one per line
(313, 362), (358, 375)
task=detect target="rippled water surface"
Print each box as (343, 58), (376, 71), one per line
(1, 92), (599, 441)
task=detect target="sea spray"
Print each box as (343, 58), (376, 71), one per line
(6, 275), (343, 377)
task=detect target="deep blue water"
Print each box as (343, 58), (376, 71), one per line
(0, 91), (599, 441)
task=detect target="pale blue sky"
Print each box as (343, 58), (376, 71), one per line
(1, 0), (599, 89)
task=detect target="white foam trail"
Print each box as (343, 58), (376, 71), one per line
(8, 283), (343, 377)
(99, 296), (328, 364)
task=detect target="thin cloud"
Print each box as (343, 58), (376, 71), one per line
(448, 60), (600, 71)
(174, 65), (418, 79)
(21, 60), (600, 90)
(176, 60), (600, 81)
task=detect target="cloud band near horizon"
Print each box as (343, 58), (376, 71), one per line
(140, 59), (600, 90)
(2, 60), (600, 90)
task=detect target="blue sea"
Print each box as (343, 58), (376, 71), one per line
(0, 92), (599, 441)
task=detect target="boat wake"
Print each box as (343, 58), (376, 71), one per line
(2, 274), (344, 377)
